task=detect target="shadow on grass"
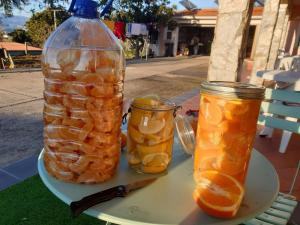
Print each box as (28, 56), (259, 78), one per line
(0, 175), (107, 225)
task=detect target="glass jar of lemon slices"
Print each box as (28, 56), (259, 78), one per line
(126, 96), (177, 174)
(193, 82), (265, 219)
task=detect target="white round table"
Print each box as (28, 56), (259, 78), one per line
(38, 143), (279, 225)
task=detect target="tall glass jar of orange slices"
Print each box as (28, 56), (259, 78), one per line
(193, 82), (265, 218)
(126, 96), (176, 174)
(42, 0), (125, 183)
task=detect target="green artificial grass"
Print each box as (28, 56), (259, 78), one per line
(0, 176), (106, 225)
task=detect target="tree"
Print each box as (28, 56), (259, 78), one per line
(9, 29), (32, 43)
(99, 0), (175, 25)
(0, 0), (69, 15)
(43, 0), (68, 8)
(25, 6), (70, 47)
(0, 26), (5, 41)
(99, 0), (176, 58)
(0, 0), (28, 15)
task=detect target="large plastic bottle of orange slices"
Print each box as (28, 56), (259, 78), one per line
(41, 0), (125, 183)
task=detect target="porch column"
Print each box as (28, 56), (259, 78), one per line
(173, 26), (179, 57)
(250, 24), (261, 60)
(250, 0), (281, 85)
(279, 14), (290, 50)
(267, 3), (289, 69)
(291, 22), (300, 55)
(158, 26), (166, 57)
(208, 0), (254, 81)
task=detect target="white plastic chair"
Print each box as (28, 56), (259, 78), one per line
(243, 161), (299, 225)
(258, 87), (300, 153)
(256, 62), (300, 153)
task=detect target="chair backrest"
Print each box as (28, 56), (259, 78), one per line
(292, 57), (300, 72)
(258, 88), (300, 134)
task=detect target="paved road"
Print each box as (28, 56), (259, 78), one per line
(0, 56), (209, 168)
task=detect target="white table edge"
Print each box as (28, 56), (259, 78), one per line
(38, 149), (280, 225)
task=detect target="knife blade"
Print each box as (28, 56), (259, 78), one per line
(70, 177), (157, 217)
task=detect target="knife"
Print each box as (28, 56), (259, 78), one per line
(70, 177), (157, 217)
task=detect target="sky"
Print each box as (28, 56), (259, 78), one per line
(10, 0), (218, 18)
(171, 0), (217, 10)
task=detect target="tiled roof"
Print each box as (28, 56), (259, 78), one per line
(0, 42), (42, 52)
(175, 7), (264, 17)
(175, 8), (217, 17)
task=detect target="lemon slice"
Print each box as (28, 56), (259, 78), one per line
(127, 152), (141, 165)
(129, 109), (152, 127)
(142, 165), (167, 174)
(138, 118), (165, 134)
(146, 133), (162, 145)
(136, 142), (167, 158)
(142, 152), (169, 167)
(128, 125), (144, 144)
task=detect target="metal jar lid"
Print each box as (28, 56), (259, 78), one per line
(200, 81), (265, 99)
(175, 114), (195, 155)
(131, 95), (176, 111)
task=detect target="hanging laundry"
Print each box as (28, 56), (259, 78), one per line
(114, 22), (126, 41)
(130, 23), (148, 36)
(103, 20), (115, 32)
(131, 23), (140, 35)
(126, 23), (132, 37)
(140, 24), (148, 36)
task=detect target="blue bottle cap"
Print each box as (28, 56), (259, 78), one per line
(69, 0), (99, 19)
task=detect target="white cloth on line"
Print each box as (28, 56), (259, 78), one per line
(130, 23), (148, 36)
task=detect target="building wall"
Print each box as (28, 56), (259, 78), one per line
(158, 25), (179, 57)
(158, 24), (258, 58)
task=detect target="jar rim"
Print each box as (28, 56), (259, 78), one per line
(200, 81), (265, 99)
(131, 97), (176, 112)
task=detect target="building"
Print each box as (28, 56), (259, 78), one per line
(0, 42), (42, 57)
(0, 42), (42, 69)
(156, 5), (300, 60)
(156, 7), (263, 58)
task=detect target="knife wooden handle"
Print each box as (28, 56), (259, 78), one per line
(70, 185), (127, 218)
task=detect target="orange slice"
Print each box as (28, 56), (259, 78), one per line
(216, 152), (248, 178)
(194, 148), (219, 175)
(200, 98), (223, 125)
(193, 170), (244, 218)
(198, 156), (218, 172)
(224, 101), (249, 121)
